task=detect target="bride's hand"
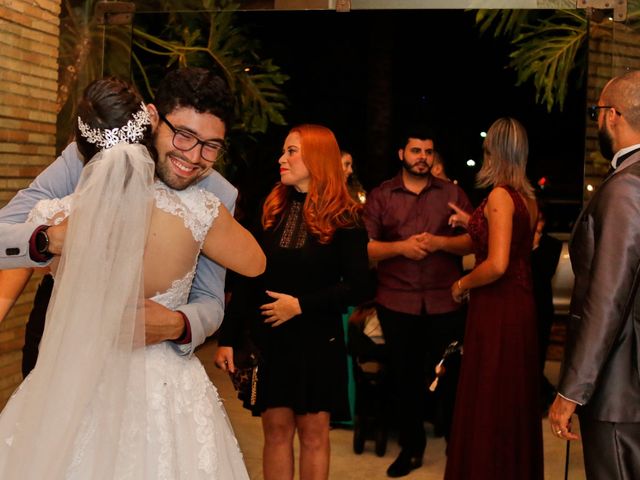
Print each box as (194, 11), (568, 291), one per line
(261, 290), (301, 327)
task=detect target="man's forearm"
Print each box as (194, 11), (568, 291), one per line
(0, 143), (82, 268)
(0, 223), (52, 269)
(176, 297), (224, 354)
(367, 239), (404, 262)
(144, 299), (187, 345)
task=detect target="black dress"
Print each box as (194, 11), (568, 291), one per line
(219, 190), (371, 421)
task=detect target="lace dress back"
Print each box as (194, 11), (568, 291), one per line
(27, 181), (220, 307)
(144, 182), (219, 306)
(6, 180), (250, 480)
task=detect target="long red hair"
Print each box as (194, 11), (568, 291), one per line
(262, 124), (362, 243)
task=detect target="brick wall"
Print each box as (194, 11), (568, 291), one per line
(0, 0), (60, 408)
(585, 20), (640, 202)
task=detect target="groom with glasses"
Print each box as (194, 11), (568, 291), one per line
(0, 67), (238, 376)
(157, 111), (226, 164)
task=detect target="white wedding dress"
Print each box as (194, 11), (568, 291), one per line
(0, 145), (249, 479)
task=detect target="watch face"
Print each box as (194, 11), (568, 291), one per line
(36, 229), (49, 254)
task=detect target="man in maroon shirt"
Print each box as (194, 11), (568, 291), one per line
(363, 125), (472, 478)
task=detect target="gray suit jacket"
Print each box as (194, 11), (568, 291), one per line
(0, 142), (238, 356)
(558, 150), (640, 422)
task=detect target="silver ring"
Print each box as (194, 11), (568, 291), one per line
(556, 430), (562, 435)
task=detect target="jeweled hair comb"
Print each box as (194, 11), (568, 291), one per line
(77, 103), (151, 149)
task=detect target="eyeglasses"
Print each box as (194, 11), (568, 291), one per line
(158, 112), (226, 163)
(588, 105), (622, 121)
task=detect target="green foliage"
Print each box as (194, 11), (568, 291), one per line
(56, 0), (101, 151)
(510, 11), (587, 112)
(474, 9), (531, 38)
(474, 9), (587, 112)
(132, 0), (289, 134)
(57, 0), (289, 154)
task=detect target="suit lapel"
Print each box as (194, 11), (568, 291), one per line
(571, 151), (640, 252)
(613, 148), (640, 175)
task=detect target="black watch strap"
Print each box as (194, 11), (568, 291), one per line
(35, 225), (51, 255)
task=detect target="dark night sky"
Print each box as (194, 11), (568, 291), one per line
(231, 9), (586, 213)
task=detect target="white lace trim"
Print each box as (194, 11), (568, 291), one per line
(154, 182), (220, 245)
(151, 269), (195, 310)
(144, 343), (247, 479)
(28, 183), (221, 247)
(27, 197), (73, 225)
(27, 184), (221, 311)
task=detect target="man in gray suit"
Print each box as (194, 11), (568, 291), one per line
(549, 70), (640, 479)
(0, 68), (237, 367)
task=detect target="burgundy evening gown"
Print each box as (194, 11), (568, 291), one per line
(444, 186), (543, 480)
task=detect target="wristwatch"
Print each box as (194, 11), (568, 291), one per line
(35, 226), (51, 255)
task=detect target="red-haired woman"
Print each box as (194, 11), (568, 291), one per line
(215, 124), (371, 480)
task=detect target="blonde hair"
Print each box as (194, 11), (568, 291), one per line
(476, 117), (535, 198)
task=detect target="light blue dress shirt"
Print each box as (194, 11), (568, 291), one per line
(0, 142), (237, 356)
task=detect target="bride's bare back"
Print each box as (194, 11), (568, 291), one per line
(29, 181), (264, 302)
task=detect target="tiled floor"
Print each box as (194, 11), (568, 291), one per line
(196, 339), (585, 480)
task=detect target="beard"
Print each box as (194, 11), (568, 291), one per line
(402, 158), (431, 178)
(154, 150), (210, 191)
(152, 131), (208, 191)
(598, 124), (615, 161)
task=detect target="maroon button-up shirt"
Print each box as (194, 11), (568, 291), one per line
(364, 173), (472, 315)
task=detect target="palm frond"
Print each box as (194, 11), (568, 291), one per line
(474, 9), (533, 38)
(474, 9), (587, 112)
(57, 0), (288, 155)
(630, 0), (640, 17)
(130, 0), (289, 134)
(508, 11), (587, 111)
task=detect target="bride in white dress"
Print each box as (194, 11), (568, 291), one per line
(0, 78), (263, 479)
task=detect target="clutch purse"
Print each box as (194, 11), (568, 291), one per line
(228, 340), (260, 406)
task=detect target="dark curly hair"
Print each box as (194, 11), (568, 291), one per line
(75, 77), (153, 163)
(398, 123), (437, 150)
(153, 67), (234, 129)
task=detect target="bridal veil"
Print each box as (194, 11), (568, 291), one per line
(0, 143), (154, 479)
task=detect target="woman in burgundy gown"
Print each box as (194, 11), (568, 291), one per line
(428, 117), (543, 479)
